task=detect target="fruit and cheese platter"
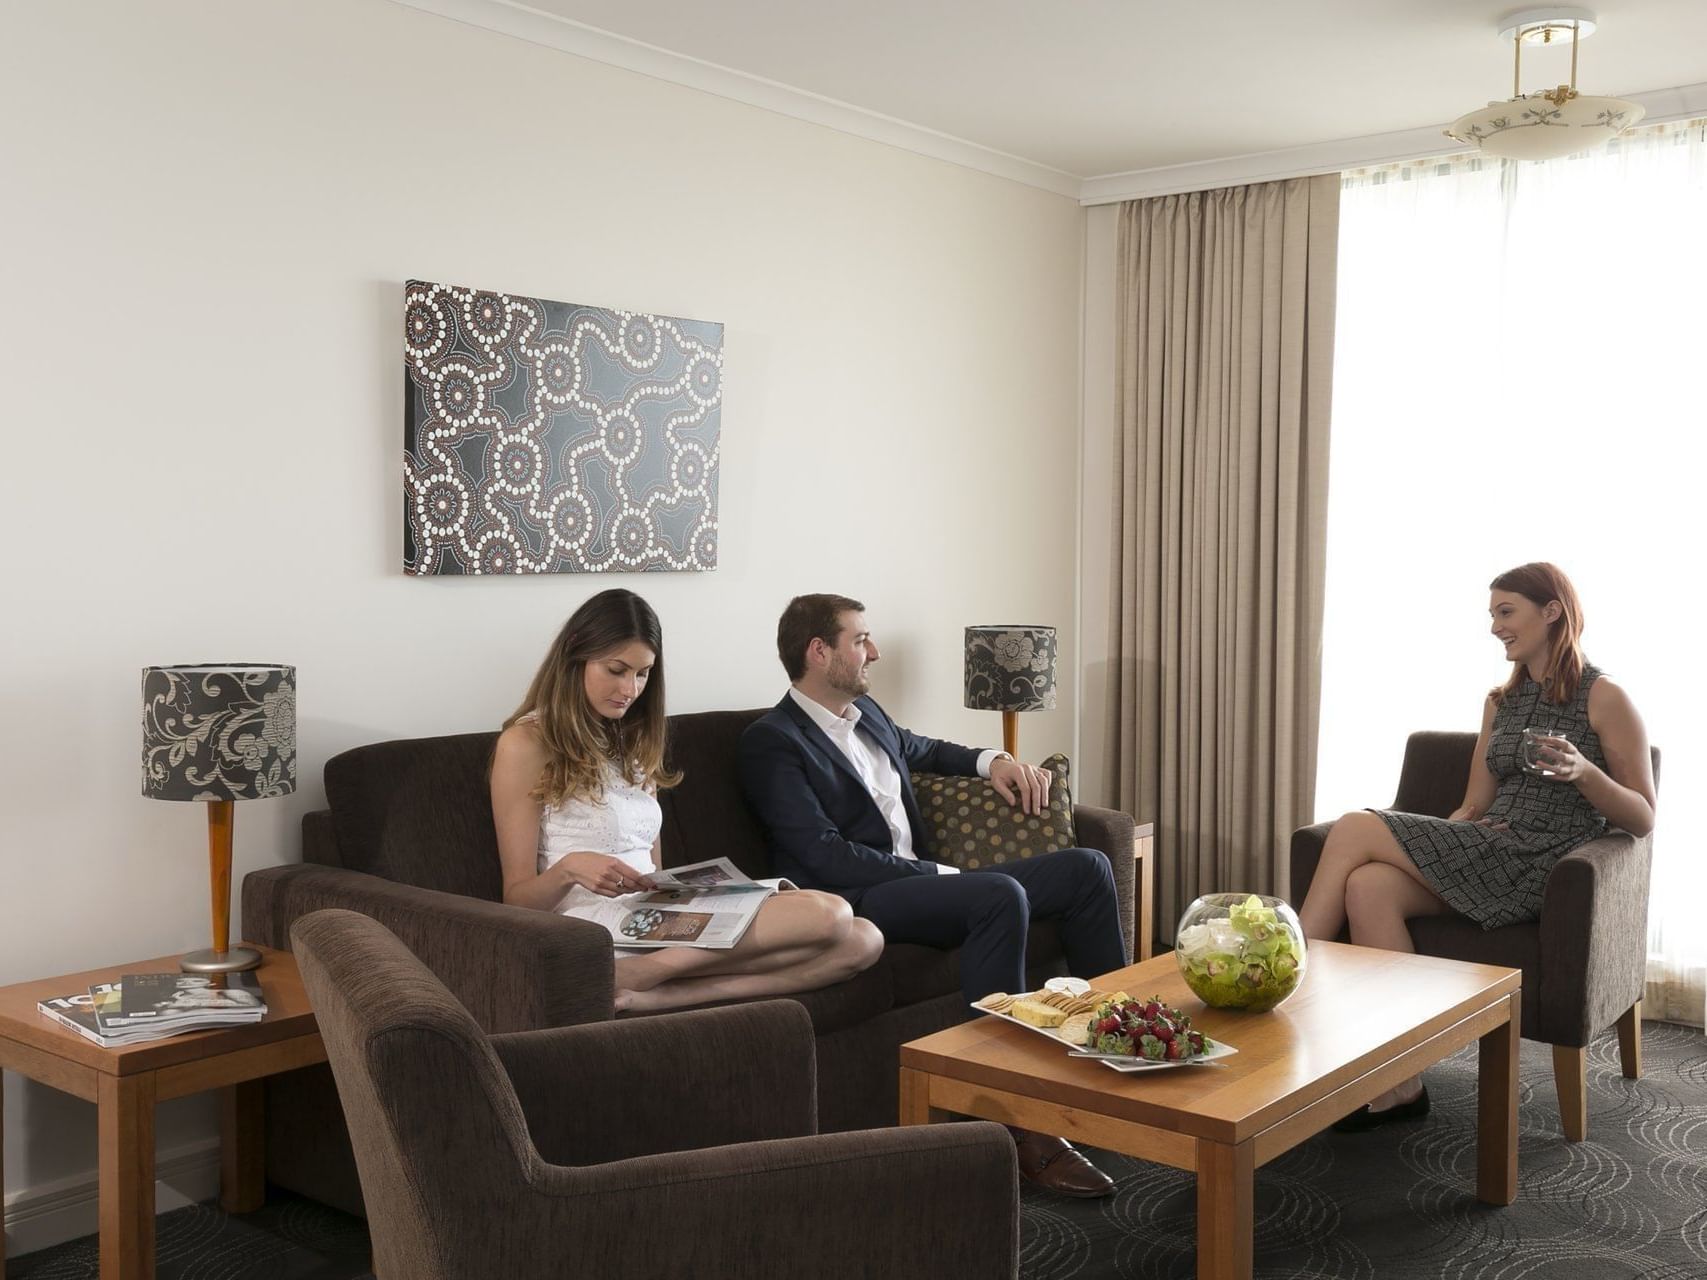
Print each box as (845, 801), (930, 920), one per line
(972, 978), (1236, 1073)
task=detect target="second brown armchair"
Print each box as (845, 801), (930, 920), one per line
(1292, 730), (1659, 1142)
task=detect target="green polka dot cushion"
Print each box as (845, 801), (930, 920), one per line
(909, 753), (1074, 870)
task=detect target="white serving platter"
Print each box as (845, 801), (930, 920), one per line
(971, 989), (1238, 1074)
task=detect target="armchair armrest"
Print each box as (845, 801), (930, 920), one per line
(519, 1125), (1018, 1279)
(1539, 830), (1652, 1045)
(492, 1000), (817, 1163)
(243, 863), (613, 1032)
(1073, 802), (1137, 957)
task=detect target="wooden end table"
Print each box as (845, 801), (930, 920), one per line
(899, 941), (1521, 1280)
(0, 946), (324, 1280)
(1133, 821), (1154, 960)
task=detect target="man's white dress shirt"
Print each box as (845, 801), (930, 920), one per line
(788, 687), (1004, 876)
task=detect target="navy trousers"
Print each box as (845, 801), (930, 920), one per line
(855, 847), (1127, 1003)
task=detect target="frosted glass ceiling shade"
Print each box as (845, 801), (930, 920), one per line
(1447, 94), (1644, 161)
(1444, 10), (1643, 162)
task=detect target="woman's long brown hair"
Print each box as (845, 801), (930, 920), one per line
(1489, 562), (1586, 707)
(503, 589), (681, 806)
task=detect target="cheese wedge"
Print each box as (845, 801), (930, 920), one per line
(1009, 999), (1068, 1028)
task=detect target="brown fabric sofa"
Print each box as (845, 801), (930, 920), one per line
(293, 907), (1020, 1280)
(1291, 729), (1659, 1141)
(243, 707), (1138, 1215)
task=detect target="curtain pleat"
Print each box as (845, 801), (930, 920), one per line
(1108, 175), (1338, 945)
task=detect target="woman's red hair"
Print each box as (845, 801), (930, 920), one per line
(1489, 562), (1586, 707)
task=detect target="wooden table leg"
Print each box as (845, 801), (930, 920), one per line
(98, 1072), (156, 1280)
(219, 1081), (265, 1213)
(3, 1069), (8, 1279)
(1136, 829), (1154, 961)
(899, 1067), (951, 1125)
(1196, 1138), (1254, 1280)
(1477, 990), (1520, 1206)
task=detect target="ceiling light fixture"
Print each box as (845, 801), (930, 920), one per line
(1445, 7), (1643, 161)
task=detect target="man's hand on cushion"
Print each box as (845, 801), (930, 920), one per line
(990, 757), (1050, 815)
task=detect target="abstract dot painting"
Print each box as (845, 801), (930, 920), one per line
(403, 279), (722, 575)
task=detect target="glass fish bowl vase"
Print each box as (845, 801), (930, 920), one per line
(1174, 893), (1307, 1012)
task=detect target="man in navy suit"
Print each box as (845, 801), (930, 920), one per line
(738, 594), (1126, 1198)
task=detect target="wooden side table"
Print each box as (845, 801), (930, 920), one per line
(0, 946), (324, 1280)
(1134, 820), (1155, 961)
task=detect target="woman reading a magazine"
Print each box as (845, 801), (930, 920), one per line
(492, 588), (884, 1012)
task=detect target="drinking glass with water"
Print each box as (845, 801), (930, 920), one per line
(1521, 727), (1568, 777)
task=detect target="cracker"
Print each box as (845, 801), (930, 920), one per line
(977, 993), (1017, 1013)
(1056, 1012), (1094, 1046)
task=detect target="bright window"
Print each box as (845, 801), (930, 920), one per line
(1318, 122), (1707, 1024)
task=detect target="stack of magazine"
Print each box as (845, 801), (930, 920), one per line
(37, 971), (267, 1047)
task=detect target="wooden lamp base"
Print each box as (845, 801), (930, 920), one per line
(182, 799), (262, 974)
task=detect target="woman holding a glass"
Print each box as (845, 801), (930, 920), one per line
(1298, 561), (1657, 1129)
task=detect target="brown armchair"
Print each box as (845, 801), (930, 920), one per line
(1291, 730), (1659, 1142)
(292, 908), (1020, 1280)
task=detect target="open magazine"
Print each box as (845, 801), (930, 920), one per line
(613, 857), (794, 949)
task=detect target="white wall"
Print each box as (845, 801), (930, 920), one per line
(0, 0), (1084, 1243)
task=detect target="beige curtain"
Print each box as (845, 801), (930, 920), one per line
(1106, 175), (1339, 945)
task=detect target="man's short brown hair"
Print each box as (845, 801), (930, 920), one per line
(776, 594), (865, 681)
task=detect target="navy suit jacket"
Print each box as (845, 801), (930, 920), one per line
(737, 693), (984, 904)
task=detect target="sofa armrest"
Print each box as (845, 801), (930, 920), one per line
(492, 1000), (817, 1163)
(1289, 820), (1335, 906)
(242, 863), (613, 1032)
(1073, 802), (1137, 959)
(1538, 830), (1652, 1045)
(519, 1126), (1018, 1280)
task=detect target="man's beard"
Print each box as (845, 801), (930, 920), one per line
(827, 657), (869, 697)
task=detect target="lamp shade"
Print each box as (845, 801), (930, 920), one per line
(963, 626), (1057, 712)
(142, 664), (297, 801)
(1446, 94), (1643, 160)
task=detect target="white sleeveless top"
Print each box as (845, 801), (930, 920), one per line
(539, 762), (662, 938)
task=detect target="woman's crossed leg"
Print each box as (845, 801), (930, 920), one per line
(1299, 812), (1453, 1111)
(614, 889), (883, 1013)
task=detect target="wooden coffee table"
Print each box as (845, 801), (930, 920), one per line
(0, 946), (324, 1280)
(899, 941), (1521, 1280)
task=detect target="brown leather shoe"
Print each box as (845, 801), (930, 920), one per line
(1012, 1128), (1115, 1198)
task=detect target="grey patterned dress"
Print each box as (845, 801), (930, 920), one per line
(1376, 664), (1608, 929)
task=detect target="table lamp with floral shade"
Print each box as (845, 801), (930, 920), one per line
(141, 664), (296, 973)
(963, 625), (1056, 758)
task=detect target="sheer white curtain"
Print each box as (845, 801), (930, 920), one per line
(1318, 120), (1707, 1027)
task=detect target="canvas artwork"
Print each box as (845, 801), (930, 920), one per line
(403, 279), (722, 574)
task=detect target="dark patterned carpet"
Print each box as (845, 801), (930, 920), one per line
(9, 1023), (1704, 1279)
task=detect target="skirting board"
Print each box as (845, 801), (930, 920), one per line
(2, 1138), (220, 1259)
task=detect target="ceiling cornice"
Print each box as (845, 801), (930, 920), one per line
(1080, 80), (1707, 205)
(389, 0), (1083, 198)
(389, 1), (1707, 207)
